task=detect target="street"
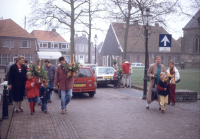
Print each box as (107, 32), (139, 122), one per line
(7, 85), (199, 139)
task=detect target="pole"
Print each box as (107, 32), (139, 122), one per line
(95, 44), (96, 64)
(142, 26), (149, 100)
(2, 85), (9, 119)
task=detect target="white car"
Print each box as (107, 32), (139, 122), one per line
(92, 67), (115, 85)
(131, 63), (145, 67)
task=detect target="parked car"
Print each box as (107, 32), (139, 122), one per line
(131, 63), (145, 67)
(93, 67), (115, 86)
(57, 67), (97, 97)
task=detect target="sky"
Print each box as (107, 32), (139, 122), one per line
(0, 0), (198, 44)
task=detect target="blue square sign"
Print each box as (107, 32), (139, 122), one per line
(159, 34), (172, 47)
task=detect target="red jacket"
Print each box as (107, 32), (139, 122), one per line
(54, 64), (74, 90)
(25, 78), (41, 98)
(122, 62), (130, 74)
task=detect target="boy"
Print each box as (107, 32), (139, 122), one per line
(39, 80), (54, 114)
(157, 72), (170, 114)
(25, 72), (41, 115)
(113, 71), (119, 89)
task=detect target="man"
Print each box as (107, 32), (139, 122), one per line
(146, 56), (167, 109)
(121, 59), (131, 88)
(167, 60), (180, 106)
(54, 56), (73, 114)
(44, 59), (56, 103)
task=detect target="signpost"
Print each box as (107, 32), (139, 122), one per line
(159, 34), (172, 52)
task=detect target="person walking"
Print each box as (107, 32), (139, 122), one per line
(54, 56), (73, 114)
(44, 59), (56, 103)
(8, 55), (27, 113)
(146, 56), (167, 109)
(121, 59), (131, 88)
(167, 60), (180, 106)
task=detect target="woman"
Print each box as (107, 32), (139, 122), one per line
(8, 55), (27, 113)
(167, 60), (180, 106)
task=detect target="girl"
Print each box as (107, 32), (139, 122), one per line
(25, 72), (41, 115)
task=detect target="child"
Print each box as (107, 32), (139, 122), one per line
(25, 72), (41, 115)
(157, 72), (170, 114)
(113, 71), (119, 89)
(39, 80), (54, 114)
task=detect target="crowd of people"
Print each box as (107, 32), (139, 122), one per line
(8, 55), (73, 115)
(7, 55), (179, 115)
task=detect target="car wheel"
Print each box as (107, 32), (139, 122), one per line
(89, 91), (95, 97)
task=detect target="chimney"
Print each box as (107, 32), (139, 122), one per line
(52, 29), (56, 34)
(155, 23), (159, 27)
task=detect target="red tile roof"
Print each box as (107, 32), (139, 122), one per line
(112, 23), (181, 53)
(31, 30), (67, 42)
(0, 19), (35, 38)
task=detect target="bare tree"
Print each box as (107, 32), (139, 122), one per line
(29, 0), (88, 60)
(107, 0), (179, 60)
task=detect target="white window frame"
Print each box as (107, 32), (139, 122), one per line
(79, 44), (84, 52)
(103, 56), (106, 66)
(39, 42), (48, 48)
(61, 43), (69, 49)
(2, 39), (14, 47)
(53, 43), (59, 49)
(136, 55), (140, 63)
(0, 54), (11, 65)
(19, 40), (31, 48)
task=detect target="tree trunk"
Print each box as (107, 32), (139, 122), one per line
(88, 0), (91, 63)
(122, 0), (132, 61)
(70, 0), (75, 62)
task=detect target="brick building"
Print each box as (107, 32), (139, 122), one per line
(0, 19), (38, 65)
(99, 23), (181, 67)
(181, 10), (200, 68)
(31, 29), (70, 65)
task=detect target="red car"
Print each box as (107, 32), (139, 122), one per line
(73, 67), (97, 97)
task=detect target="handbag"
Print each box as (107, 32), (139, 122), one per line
(175, 79), (180, 83)
(151, 81), (158, 100)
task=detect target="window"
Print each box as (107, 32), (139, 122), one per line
(136, 55), (140, 63)
(176, 55), (180, 63)
(75, 68), (92, 77)
(98, 67), (114, 74)
(168, 55), (172, 62)
(0, 54), (10, 65)
(23, 54), (33, 64)
(194, 37), (200, 53)
(85, 45), (88, 52)
(2, 39), (14, 47)
(116, 56), (119, 65)
(79, 44), (84, 52)
(62, 43), (68, 49)
(54, 43), (59, 49)
(126, 55), (130, 62)
(161, 55), (165, 65)
(103, 56), (106, 66)
(85, 55), (88, 62)
(80, 55), (83, 59)
(20, 40), (30, 48)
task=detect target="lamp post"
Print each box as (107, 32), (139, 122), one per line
(142, 7), (153, 100)
(94, 34), (98, 64)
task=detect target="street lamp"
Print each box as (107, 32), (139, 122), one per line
(142, 7), (153, 100)
(94, 34), (98, 64)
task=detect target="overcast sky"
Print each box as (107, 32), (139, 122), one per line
(0, 0), (198, 44)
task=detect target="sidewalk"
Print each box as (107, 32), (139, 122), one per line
(7, 94), (79, 139)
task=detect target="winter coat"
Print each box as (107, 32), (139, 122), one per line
(157, 80), (170, 96)
(147, 63), (167, 103)
(54, 64), (74, 91)
(39, 85), (54, 101)
(167, 67), (180, 84)
(25, 78), (41, 98)
(122, 62), (131, 74)
(8, 64), (27, 101)
(44, 64), (56, 82)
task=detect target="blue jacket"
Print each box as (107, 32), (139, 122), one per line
(39, 85), (54, 100)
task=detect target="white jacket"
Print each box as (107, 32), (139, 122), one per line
(167, 67), (180, 84)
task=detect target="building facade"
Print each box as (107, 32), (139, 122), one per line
(31, 29), (70, 65)
(99, 23), (181, 67)
(181, 10), (200, 68)
(0, 19), (38, 65)
(75, 34), (95, 64)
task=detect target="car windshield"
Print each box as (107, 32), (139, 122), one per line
(76, 68), (92, 77)
(7, 62), (15, 68)
(98, 68), (114, 74)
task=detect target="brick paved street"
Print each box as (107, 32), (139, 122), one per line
(7, 86), (199, 139)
